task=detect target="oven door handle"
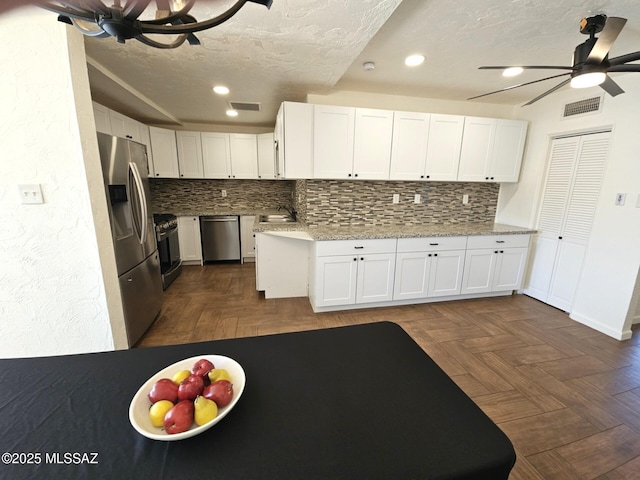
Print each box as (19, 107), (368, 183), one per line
(157, 226), (178, 242)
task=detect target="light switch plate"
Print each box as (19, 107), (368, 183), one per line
(18, 184), (44, 204)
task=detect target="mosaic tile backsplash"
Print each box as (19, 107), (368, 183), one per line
(299, 180), (500, 227)
(150, 178), (499, 226)
(150, 179), (295, 213)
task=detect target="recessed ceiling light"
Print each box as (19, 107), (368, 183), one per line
(226, 109), (239, 117)
(213, 85), (229, 95)
(502, 67), (524, 77)
(405, 54), (425, 67)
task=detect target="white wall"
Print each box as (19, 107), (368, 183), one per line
(0, 9), (127, 358)
(307, 90), (517, 118)
(497, 75), (640, 339)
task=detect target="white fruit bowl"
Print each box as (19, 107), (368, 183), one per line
(129, 355), (246, 441)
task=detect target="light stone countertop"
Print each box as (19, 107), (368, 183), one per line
(169, 210), (535, 240)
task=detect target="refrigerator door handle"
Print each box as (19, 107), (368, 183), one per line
(129, 161), (148, 245)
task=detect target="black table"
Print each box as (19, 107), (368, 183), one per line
(0, 322), (515, 479)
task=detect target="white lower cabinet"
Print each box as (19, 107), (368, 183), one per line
(240, 216), (256, 262)
(178, 216), (203, 265)
(394, 237), (466, 300)
(461, 235), (529, 294)
(311, 239), (396, 308)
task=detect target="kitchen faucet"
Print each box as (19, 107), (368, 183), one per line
(277, 205), (297, 221)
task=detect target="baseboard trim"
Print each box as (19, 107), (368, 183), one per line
(570, 311), (632, 341)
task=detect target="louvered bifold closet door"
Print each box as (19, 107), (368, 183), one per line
(562, 132), (610, 243)
(525, 131), (610, 312)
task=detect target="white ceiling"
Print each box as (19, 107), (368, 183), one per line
(83, 0), (640, 128)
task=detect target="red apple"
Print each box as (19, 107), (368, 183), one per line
(191, 358), (215, 378)
(163, 400), (194, 434)
(203, 380), (233, 408)
(148, 378), (179, 404)
(178, 374), (204, 401)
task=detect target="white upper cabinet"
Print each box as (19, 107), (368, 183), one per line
(201, 132), (231, 178)
(275, 101), (313, 179)
(458, 117), (527, 182)
(389, 111), (430, 180)
(313, 105), (355, 179)
(149, 126), (179, 178)
(229, 134), (258, 179)
(93, 102), (112, 135)
(458, 116), (497, 182)
(353, 108), (393, 180)
(257, 132), (276, 179)
(424, 114), (465, 181)
(491, 119), (528, 182)
(176, 131), (204, 179)
(109, 110), (142, 142)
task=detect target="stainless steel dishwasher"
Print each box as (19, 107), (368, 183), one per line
(200, 215), (241, 262)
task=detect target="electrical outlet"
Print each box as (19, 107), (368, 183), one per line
(462, 194), (469, 204)
(392, 193), (400, 204)
(18, 184), (44, 204)
(221, 189), (227, 198)
(615, 192), (626, 206)
(414, 194), (421, 204)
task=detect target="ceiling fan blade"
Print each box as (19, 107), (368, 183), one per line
(479, 66), (574, 71)
(467, 73), (570, 101)
(599, 76), (625, 96)
(523, 78), (571, 106)
(608, 50), (640, 66)
(587, 16), (627, 63)
(607, 64), (640, 73)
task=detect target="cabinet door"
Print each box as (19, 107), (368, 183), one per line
(279, 102), (313, 179)
(353, 108), (393, 180)
(109, 110), (141, 142)
(176, 131), (204, 179)
(389, 111), (430, 180)
(93, 102), (112, 134)
(428, 250), (465, 297)
(424, 114), (464, 181)
(393, 252), (430, 301)
(356, 253), (396, 303)
(490, 119), (527, 182)
(149, 126), (179, 178)
(492, 247), (528, 291)
(202, 132), (231, 178)
(457, 117), (496, 182)
(240, 216), (256, 260)
(177, 216), (202, 264)
(314, 255), (358, 307)
(257, 132), (276, 179)
(461, 248), (496, 294)
(138, 126), (154, 176)
(313, 105), (355, 179)
(229, 134), (258, 179)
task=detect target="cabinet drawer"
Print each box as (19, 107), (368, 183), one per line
(466, 234), (530, 250)
(397, 236), (467, 253)
(316, 238), (397, 257)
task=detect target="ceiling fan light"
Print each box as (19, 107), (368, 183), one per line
(570, 72), (606, 88)
(503, 67), (524, 77)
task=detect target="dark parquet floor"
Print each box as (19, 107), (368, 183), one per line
(138, 263), (640, 479)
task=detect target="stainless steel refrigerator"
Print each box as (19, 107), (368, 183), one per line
(97, 133), (163, 346)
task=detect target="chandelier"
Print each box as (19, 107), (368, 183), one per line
(37, 0), (273, 49)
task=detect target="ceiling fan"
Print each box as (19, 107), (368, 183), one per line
(468, 14), (640, 105)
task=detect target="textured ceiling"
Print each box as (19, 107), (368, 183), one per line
(82, 0), (640, 127)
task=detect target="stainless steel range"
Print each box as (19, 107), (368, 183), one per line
(154, 214), (182, 289)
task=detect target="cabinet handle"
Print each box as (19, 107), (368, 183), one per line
(559, 236), (563, 240)
(425, 175), (430, 179)
(490, 177), (495, 180)
(434, 253), (438, 257)
(500, 250), (504, 253)
(429, 243), (439, 246)
(354, 173), (358, 177)
(353, 258), (357, 261)
(485, 177), (489, 180)
(494, 250), (498, 254)
(348, 173), (352, 177)
(360, 257), (364, 261)
(428, 254), (432, 257)
(420, 175), (424, 179)
(354, 246), (364, 249)
(496, 240), (505, 243)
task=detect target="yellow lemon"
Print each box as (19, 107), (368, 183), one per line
(172, 369), (191, 384)
(149, 400), (174, 427)
(208, 368), (232, 383)
(194, 396), (218, 426)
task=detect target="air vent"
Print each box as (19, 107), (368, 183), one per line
(228, 101), (261, 112)
(563, 96), (602, 118)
